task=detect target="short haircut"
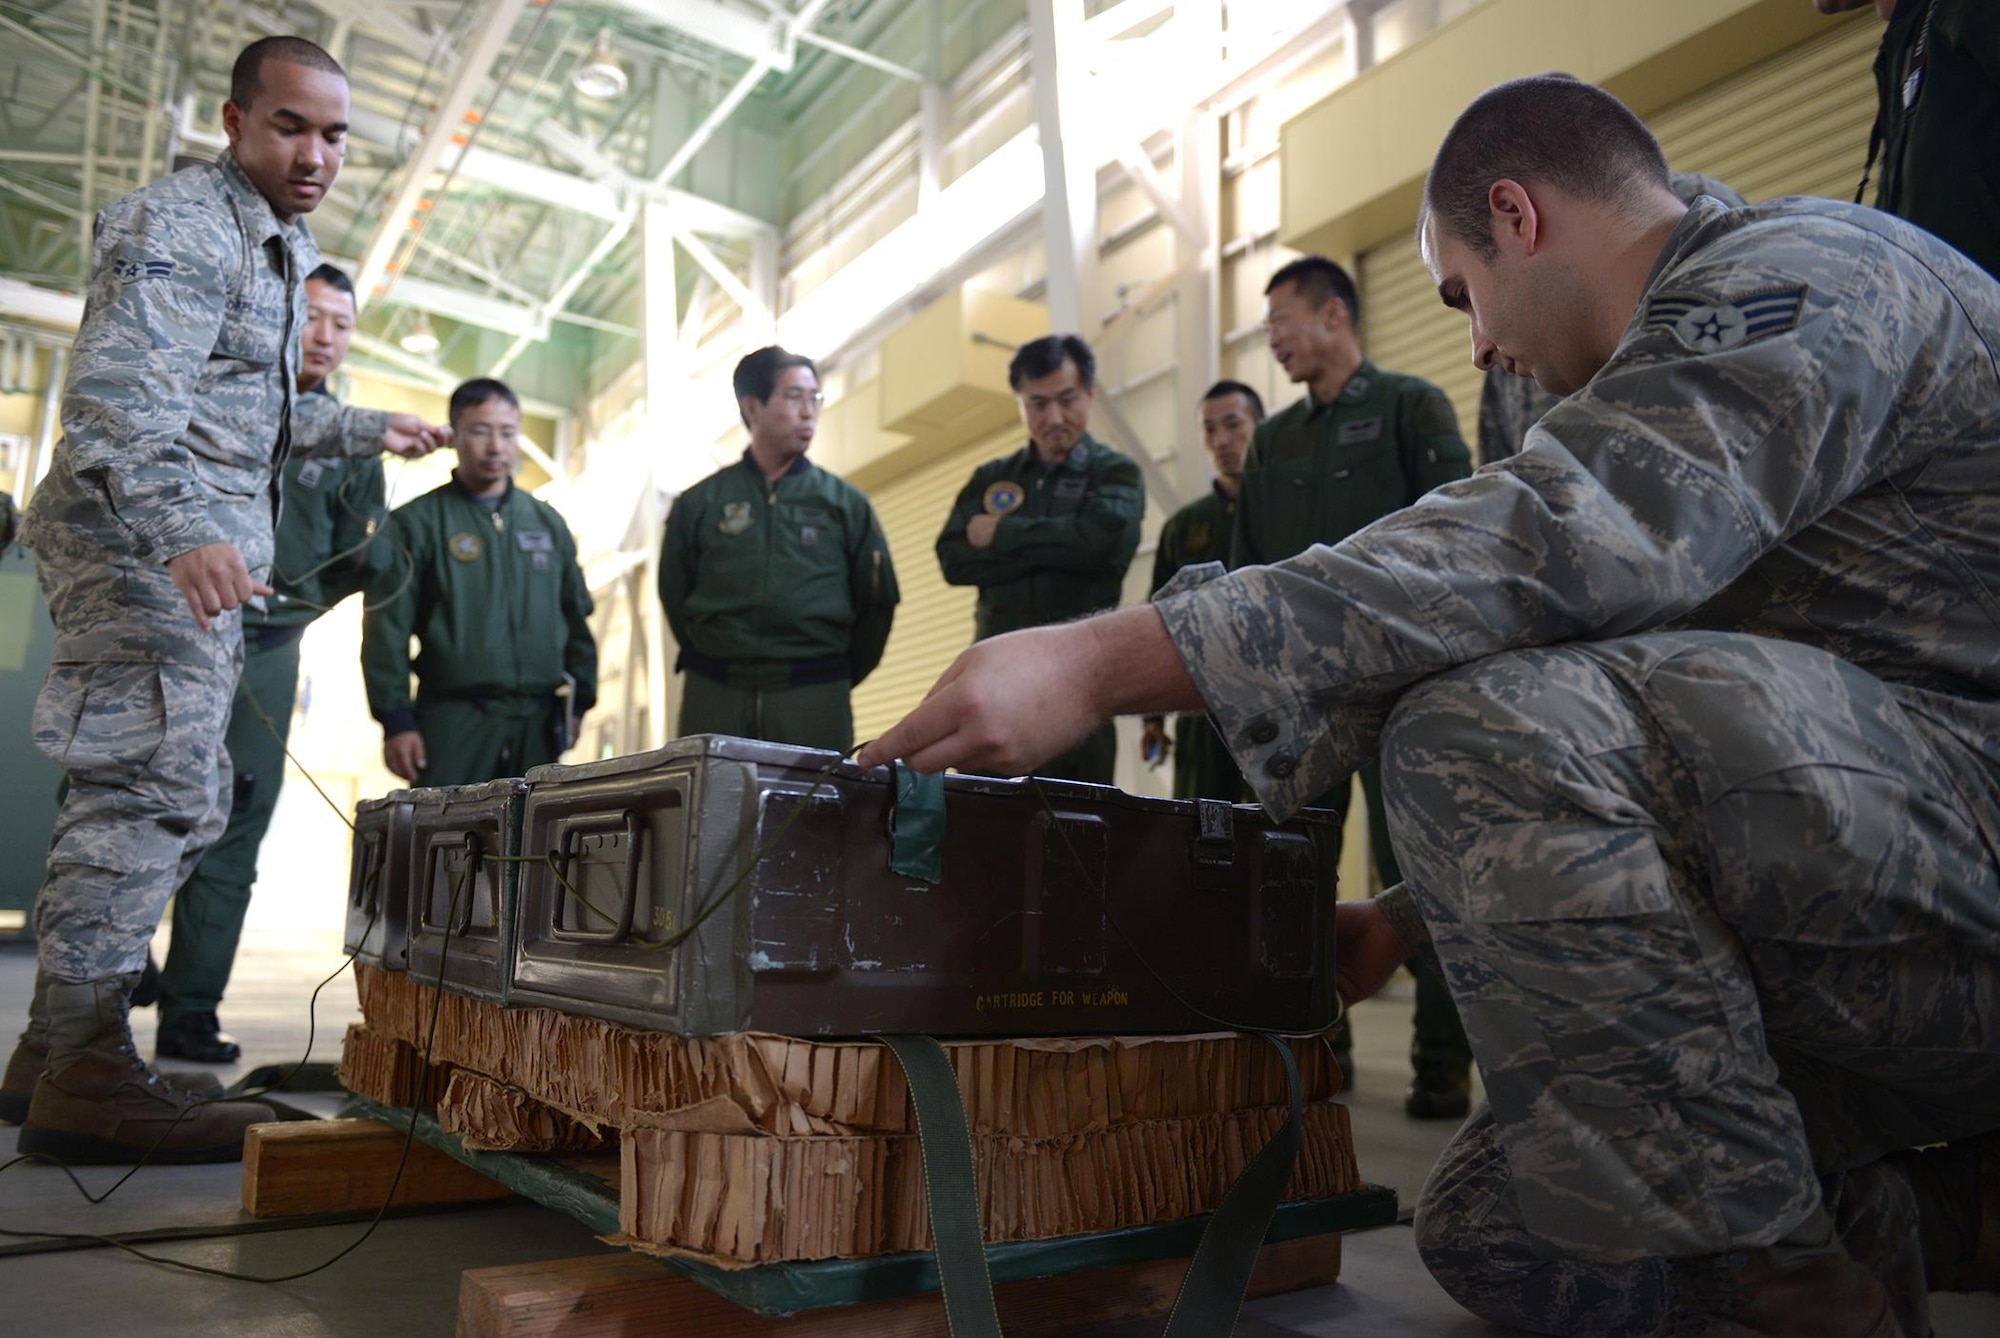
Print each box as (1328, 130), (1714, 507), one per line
(1424, 74), (1671, 261)
(306, 262), (355, 301)
(733, 345), (816, 408)
(1008, 334), (1095, 392)
(230, 36), (346, 111)
(450, 377), (519, 424)
(1266, 256), (1359, 325)
(1201, 379), (1265, 420)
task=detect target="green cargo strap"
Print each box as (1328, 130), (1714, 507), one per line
(888, 764), (946, 884)
(882, 1034), (1002, 1338)
(1161, 1033), (1303, 1337)
(884, 1032), (1303, 1338)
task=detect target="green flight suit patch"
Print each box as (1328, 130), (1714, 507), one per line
(983, 482), (1024, 515)
(719, 501), (755, 535)
(449, 531), (483, 562)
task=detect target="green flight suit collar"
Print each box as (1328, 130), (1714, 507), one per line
(1022, 432), (1101, 474)
(1302, 361), (1380, 418)
(447, 472), (517, 507)
(738, 447), (814, 481)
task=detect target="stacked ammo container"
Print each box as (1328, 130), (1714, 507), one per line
(339, 735), (1362, 1266)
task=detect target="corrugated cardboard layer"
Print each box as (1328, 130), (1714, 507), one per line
(336, 1021), (452, 1110)
(439, 1068), (613, 1155)
(619, 1103), (1361, 1265)
(354, 964), (1343, 1139)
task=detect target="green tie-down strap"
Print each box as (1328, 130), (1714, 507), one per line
(882, 1032), (1304, 1338)
(889, 763), (946, 884)
(882, 1034), (1004, 1338)
(1162, 1033), (1303, 1336)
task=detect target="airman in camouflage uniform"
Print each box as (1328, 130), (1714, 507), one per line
(861, 76), (2000, 1336)
(2, 39), (442, 1164)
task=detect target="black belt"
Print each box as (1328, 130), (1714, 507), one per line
(678, 647), (850, 689)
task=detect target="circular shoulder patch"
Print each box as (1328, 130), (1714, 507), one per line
(448, 531), (484, 562)
(982, 481), (1025, 516)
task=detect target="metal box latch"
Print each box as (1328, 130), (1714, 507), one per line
(1190, 798), (1235, 872)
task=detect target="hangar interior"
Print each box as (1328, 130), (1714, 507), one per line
(1, 0), (1994, 1334)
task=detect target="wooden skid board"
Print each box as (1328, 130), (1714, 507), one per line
(242, 1118), (515, 1218)
(458, 1232), (1343, 1338)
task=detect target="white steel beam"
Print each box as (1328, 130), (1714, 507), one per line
(304, 0), (440, 64)
(600, 0), (792, 72)
(795, 31), (924, 83)
(353, 0), (532, 310)
(646, 0), (838, 192)
(672, 226), (761, 326)
(1028, 0), (1095, 332)
(1113, 143), (1203, 247)
(638, 197), (677, 752)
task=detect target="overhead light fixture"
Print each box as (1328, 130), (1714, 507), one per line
(399, 310), (441, 356)
(572, 28), (628, 101)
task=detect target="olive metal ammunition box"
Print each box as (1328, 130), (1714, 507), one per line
(404, 778), (528, 1004)
(503, 736), (1338, 1038)
(344, 793), (415, 971)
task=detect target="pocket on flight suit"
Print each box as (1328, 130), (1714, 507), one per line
(1456, 817), (1740, 1102)
(33, 662), (170, 783)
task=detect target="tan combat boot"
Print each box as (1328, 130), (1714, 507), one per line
(16, 976), (273, 1164)
(1678, 1248), (1905, 1338)
(3, 969), (223, 1124)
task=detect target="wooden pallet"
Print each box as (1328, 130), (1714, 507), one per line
(458, 1232), (1347, 1338)
(243, 1105), (1398, 1334)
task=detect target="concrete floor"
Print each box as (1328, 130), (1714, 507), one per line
(1, 931), (1996, 1336)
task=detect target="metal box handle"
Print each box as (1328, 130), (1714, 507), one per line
(553, 810), (646, 944)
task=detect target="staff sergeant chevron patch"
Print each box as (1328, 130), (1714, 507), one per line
(1645, 287), (1807, 353)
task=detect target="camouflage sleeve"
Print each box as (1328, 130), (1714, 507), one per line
(1158, 222), (1920, 818)
(59, 197), (236, 562)
(290, 397), (393, 459)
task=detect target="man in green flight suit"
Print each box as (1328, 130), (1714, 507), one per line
(1818, 0), (1999, 279)
(1239, 254), (1475, 1118)
(1140, 380), (1261, 801)
(154, 262), (387, 1063)
(936, 335), (1144, 785)
(660, 346), (899, 754)
(363, 378), (598, 787)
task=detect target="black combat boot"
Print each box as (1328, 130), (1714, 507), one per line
(17, 976), (273, 1164)
(1405, 1059), (1472, 1120)
(156, 1011), (243, 1064)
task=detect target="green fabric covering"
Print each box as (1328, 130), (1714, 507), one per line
(889, 765), (946, 884)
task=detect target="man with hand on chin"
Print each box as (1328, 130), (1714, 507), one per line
(363, 378), (596, 788)
(863, 74), (2000, 1338)
(4, 36), (445, 1164)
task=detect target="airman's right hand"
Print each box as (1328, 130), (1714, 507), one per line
(165, 542), (273, 630)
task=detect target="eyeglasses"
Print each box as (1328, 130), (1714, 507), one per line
(777, 387), (825, 408)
